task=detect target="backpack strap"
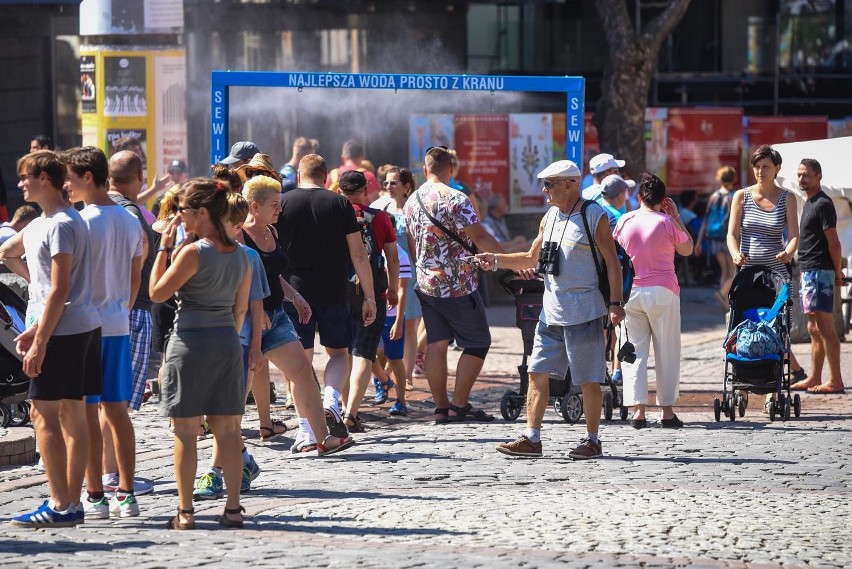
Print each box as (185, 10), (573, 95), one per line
(415, 190), (477, 255)
(579, 200), (605, 289)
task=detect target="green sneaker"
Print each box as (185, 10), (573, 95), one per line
(193, 469), (224, 501)
(109, 493), (140, 518)
(241, 456), (261, 492)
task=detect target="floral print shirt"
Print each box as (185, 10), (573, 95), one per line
(404, 182), (480, 298)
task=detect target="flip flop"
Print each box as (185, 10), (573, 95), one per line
(807, 385), (846, 394)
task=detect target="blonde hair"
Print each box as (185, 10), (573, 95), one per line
(157, 184), (184, 221)
(242, 175), (281, 205)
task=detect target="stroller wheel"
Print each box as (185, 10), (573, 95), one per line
(0, 403), (10, 428)
(602, 391), (613, 421)
(738, 395), (747, 417)
(8, 401), (30, 427)
(768, 399), (777, 422)
(560, 394), (584, 424)
(781, 395), (791, 421)
(500, 391), (522, 422)
(793, 393), (801, 418)
(728, 397), (736, 422)
(713, 398), (721, 422)
(619, 404), (629, 421)
(553, 397), (562, 415)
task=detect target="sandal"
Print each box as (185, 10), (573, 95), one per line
(448, 403), (495, 422)
(165, 507), (195, 530)
(434, 407), (450, 425)
(317, 434), (355, 456)
(343, 414), (366, 433)
(218, 505), (245, 529)
(259, 419), (288, 441)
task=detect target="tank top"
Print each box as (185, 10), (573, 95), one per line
(242, 225), (288, 311)
(740, 188), (789, 278)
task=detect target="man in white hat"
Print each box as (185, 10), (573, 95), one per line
(477, 159), (625, 460)
(582, 152), (632, 202)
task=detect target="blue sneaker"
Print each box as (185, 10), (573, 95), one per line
(11, 501), (78, 528)
(373, 377), (393, 404)
(241, 455), (261, 492)
(193, 469), (224, 501)
(389, 401), (408, 416)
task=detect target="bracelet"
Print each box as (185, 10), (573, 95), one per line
(364, 298), (377, 304)
(288, 292), (301, 303)
(608, 301), (625, 307)
(157, 245), (172, 253)
(491, 254), (498, 272)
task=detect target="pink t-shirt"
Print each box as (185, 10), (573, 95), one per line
(613, 209), (689, 296)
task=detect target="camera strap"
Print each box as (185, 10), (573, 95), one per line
(415, 191), (478, 255)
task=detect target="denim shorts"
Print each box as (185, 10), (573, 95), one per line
(260, 307), (301, 353)
(404, 279), (422, 319)
(528, 318), (606, 385)
(284, 301), (351, 350)
(416, 289), (491, 348)
(801, 269), (835, 314)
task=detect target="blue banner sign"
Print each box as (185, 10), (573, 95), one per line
(211, 71), (584, 164)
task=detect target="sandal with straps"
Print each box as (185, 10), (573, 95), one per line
(259, 419), (288, 441)
(218, 505), (246, 529)
(165, 507), (195, 530)
(343, 413), (366, 433)
(317, 434), (355, 456)
(434, 407), (450, 425)
(448, 403), (495, 422)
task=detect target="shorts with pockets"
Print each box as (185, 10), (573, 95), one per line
(349, 300), (387, 362)
(86, 335), (133, 404)
(30, 328), (102, 401)
(801, 269), (835, 314)
(261, 307), (301, 353)
(528, 318), (606, 385)
(416, 290), (491, 348)
(284, 301), (351, 350)
(379, 315), (406, 360)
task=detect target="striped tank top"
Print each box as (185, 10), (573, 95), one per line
(739, 188), (789, 278)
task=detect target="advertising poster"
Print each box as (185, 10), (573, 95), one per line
(584, 112), (600, 156)
(553, 112), (597, 166)
(453, 114), (509, 207)
(80, 55), (96, 114)
(154, 53), (188, 174)
(408, 114), (454, 185)
(645, 107), (668, 182)
(828, 118), (852, 139)
(80, 0), (184, 35)
(666, 108), (743, 193)
(745, 116), (828, 183)
(509, 113), (552, 212)
(104, 55), (147, 117)
(552, 113), (565, 160)
(107, 129), (148, 180)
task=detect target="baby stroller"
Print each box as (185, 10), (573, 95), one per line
(497, 273), (625, 424)
(715, 265), (800, 422)
(0, 281), (31, 428)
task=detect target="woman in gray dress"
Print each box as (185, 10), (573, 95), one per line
(150, 178), (251, 530)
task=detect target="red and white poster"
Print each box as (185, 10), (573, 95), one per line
(453, 114), (509, 207)
(666, 108), (743, 193)
(745, 116), (827, 184)
(509, 113), (552, 212)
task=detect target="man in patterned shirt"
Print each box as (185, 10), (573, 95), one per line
(404, 146), (503, 424)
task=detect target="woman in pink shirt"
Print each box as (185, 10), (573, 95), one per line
(614, 174), (694, 428)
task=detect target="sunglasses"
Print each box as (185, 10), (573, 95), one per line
(425, 145), (449, 154)
(177, 205), (194, 213)
(382, 180), (399, 187)
(542, 179), (574, 189)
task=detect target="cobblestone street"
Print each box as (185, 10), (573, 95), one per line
(0, 289), (849, 568)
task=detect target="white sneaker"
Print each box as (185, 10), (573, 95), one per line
(83, 496), (110, 520)
(109, 493), (140, 518)
(102, 472), (119, 493)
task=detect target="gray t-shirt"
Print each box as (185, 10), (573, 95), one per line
(540, 202), (608, 327)
(23, 207), (100, 336)
(174, 239), (249, 331)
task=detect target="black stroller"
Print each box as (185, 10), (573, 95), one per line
(498, 273), (626, 424)
(715, 265), (800, 422)
(0, 281), (31, 428)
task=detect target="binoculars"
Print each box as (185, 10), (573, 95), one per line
(535, 241), (560, 276)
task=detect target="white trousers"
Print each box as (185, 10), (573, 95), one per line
(622, 286), (682, 407)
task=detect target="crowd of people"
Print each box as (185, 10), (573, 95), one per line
(0, 135), (844, 529)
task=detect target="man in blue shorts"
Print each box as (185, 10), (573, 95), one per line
(479, 160), (625, 460)
(64, 147), (144, 519)
(1, 151), (101, 527)
(791, 158), (845, 395)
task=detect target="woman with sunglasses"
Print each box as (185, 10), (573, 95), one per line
(151, 178), (250, 529)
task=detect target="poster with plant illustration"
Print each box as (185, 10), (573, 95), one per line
(509, 113), (552, 212)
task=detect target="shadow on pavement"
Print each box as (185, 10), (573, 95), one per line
(0, 539), (158, 554)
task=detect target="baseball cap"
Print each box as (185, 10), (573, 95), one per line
(167, 159), (187, 174)
(219, 141), (260, 165)
(339, 170), (367, 193)
(537, 160), (581, 179)
(589, 153), (626, 175)
(600, 174), (631, 199)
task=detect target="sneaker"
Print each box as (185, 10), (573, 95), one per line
(193, 469), (224, 500)
(102, 472), (119, 493)
(389, 401), (408, 416)
(11, 501), (78, 528)
(83, 496), (110, 519)
(241, 456), (261, 492)
(496, 435), (543, 458)
(372, 377), (392, 404)
(110, 493), (140, 518)
(568, 438), (603, 460)
(325, 406), (349, 439)
(72, 502), (85, 525)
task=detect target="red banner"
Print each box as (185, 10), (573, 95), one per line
(666, 108), (743, 193)
(745, 116), (828, 184)
(453, 114), (509, 207)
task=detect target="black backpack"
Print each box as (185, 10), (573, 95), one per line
(349, 206), (389, 301)
(579, 200), (634, 306)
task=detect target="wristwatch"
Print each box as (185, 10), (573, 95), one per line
(608, 301), (625, 307)
(157, 245), (172, 253)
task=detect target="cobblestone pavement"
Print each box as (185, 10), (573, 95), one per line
(0, 288), (849, 568)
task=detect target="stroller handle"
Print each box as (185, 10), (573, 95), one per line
(498, 271), (544, 296)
